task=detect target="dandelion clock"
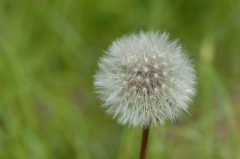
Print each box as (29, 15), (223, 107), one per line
(94, 31), (196, 159)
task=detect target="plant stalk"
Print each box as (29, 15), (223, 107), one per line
(139, 126), (150, 159)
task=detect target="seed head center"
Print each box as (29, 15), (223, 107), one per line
(126, 62), (167, 96)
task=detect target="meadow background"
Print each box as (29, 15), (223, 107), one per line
(0, 0), (240, 158)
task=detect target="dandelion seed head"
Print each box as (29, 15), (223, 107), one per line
(94, 31), (196, 127)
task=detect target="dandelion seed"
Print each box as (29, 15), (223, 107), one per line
(142, 87), (147, 92)
(144, 67), (148, 72)
(146, 78), (150, 84)
(163, 71), (167, 77)
(161, 84), (166, 89)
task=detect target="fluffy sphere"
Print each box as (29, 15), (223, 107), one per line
(94, 31), (196, 127)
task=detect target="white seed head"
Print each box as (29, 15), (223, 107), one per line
(94, 31), (196, 127)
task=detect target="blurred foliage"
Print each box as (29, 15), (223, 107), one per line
(0, 0), (240, 158)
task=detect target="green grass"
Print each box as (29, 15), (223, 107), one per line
(0, 0), (240, 158)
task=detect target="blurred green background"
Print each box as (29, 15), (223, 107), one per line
(0, 0), (240, 158)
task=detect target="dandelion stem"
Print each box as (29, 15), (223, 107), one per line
(139, 126), (150, 159)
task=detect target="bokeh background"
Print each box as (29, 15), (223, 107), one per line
(0, 0), (240, 158)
